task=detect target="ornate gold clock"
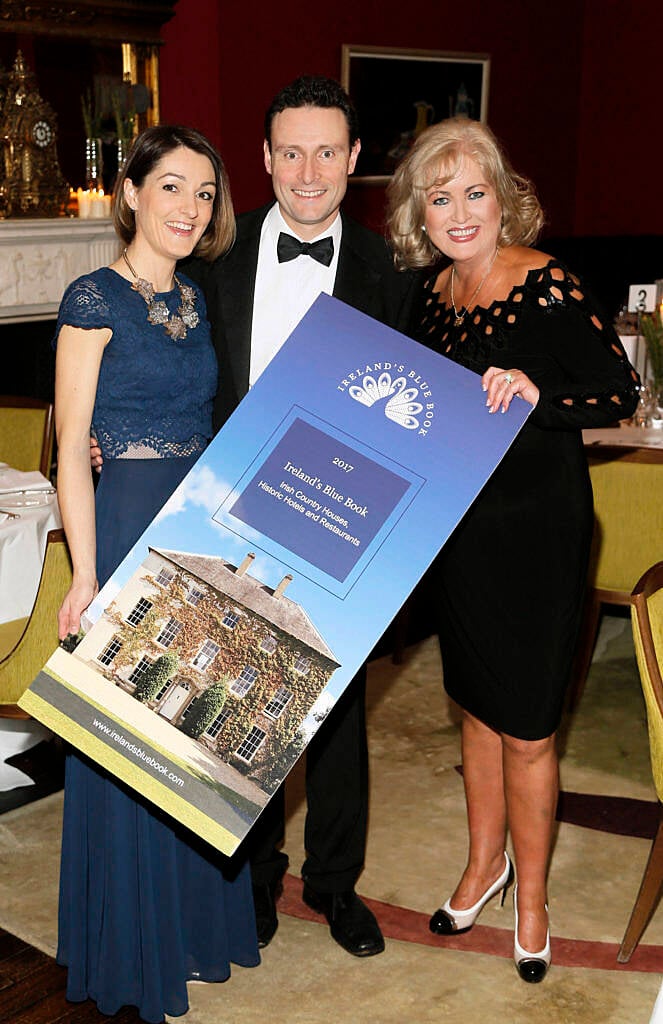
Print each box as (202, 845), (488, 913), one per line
(0, 50), (70, 218)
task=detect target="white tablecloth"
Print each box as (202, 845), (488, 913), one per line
(0, 470), (61, 624)
(583, 426), (663, 449)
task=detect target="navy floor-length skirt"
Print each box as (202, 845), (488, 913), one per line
(57, 458), (259, 1022)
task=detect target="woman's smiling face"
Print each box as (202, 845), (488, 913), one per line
(423, 154), (501, 265)
(125, 146), (217, 261)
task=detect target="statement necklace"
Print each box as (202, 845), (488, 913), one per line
(122, 248), (199, 341)
(450, 248), (500, 327)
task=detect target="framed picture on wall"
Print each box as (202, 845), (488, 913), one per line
(341, 45), (490, 183)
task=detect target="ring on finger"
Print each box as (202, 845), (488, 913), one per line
(503, 372), (514, 384)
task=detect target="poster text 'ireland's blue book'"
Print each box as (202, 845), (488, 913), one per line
(20, 294), (530, 856)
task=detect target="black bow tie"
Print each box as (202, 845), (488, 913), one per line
(277, 232), (334, 267)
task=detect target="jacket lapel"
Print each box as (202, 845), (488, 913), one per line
(217, 207), (268, 400)
(334, 213), (382, 313)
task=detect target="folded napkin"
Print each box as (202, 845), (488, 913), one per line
(0, 467), (54, 494)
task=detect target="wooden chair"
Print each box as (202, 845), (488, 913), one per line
(0, 394), (55, 479)
(618, 560), (663, 962)
(568, 446), (663, 711)
(0, 529), (72, 718)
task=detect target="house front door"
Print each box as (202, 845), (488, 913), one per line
(159, 682), (190, 721)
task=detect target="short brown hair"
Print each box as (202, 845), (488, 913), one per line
(113, 124), (235, 261)
(387, 117), (544, 269)
(264, 75), (359, 149)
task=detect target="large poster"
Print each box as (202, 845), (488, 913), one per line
(20, 295), (530, 855)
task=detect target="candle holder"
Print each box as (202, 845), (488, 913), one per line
(85, 137), (103, 191)
(117, 138), (129, 173)
(640, 308), (663, 427)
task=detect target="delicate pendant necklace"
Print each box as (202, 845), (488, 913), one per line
(122, 248), (199, 341)
(450, 248), (500, 327)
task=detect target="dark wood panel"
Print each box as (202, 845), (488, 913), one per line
(0, 928), (148, 1023)
(0, 929), (28, 960)
(0, 943), (54, 989)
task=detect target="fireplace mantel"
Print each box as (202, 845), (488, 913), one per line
(0, 217), (120, 324)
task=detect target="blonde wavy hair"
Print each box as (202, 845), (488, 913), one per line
(387, 117), (544, 269)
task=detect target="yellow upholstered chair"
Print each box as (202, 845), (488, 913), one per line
(0, 529), (72, 717)
(0, 394), (55, 479)
(618, 561), (663, 962)
(568, 447), (663, 710)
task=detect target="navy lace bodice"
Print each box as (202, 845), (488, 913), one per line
(55, 267), (217, 459)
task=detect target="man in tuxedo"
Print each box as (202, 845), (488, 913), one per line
(91, 76), (415, 955)
(176, 76), (414, 959)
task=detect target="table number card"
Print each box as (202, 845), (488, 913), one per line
(628, 284), (657, 314)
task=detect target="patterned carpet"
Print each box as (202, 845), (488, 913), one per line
(0, 612), (661, 1023)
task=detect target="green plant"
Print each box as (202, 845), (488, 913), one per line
(641, 309), (663, 387)
(111, 84), (135, 142)
(133, 652), (179, 703)
(180, 679), (228, 739)
(80, 88), (102, 138)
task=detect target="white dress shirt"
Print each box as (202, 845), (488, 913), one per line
(248, 203), (342, 387)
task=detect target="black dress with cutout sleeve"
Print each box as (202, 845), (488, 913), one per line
(413, 259), (639, 739)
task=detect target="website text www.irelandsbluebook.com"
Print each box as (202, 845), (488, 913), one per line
(92, 718), (185, 787)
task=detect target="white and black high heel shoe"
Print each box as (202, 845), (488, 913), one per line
(429, 851), (513, 935)
(513, 884), (551, 983)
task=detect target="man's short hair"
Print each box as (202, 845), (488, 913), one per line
(264, 75), (360, 149)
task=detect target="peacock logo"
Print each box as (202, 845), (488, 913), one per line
(348, 372), (423, 430)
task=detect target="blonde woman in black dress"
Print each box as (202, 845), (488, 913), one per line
(387, 117), (638, 982)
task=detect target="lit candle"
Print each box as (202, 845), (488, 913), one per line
(77, 188), (91, 219)
(90, 188), (106, 218)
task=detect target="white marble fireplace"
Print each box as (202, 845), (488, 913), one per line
(0, 217), (120, 324)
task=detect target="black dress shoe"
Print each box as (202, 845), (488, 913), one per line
(252, 879), (282, 948)
(302, 884), (385, 957)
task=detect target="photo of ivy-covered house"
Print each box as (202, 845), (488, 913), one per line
(73, 548), (341, 793)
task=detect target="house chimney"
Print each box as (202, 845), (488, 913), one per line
(273, 574), (293, 599)
(236, 552), (255, 577)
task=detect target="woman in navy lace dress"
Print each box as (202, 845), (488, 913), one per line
(387, 118), (639, 983)
(54, 126), (259, 1022)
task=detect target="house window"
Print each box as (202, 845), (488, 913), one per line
(293, 655), (311, 675)
(222, 610), (240, 630)
(98, 635), (122, 666)
(126, 597), (152, 627)
(155, 567), (174, 588)
(156, 617), (182, 648)
(186, 585), (205, 607)
(230, 665), (258, 697)
(236, 725), (266, 762)
(205, 705), (232, 738)
(260, 634), (278, 655)
(154, 676), (175, 702)
(264, 687), (292, 719)
(191, 639), (220, 672)
(129, 656), (152, 683)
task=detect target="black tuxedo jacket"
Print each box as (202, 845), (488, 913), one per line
(184, 204), (417, 432)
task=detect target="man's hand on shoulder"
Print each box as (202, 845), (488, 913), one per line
(90, 435), (103, 473)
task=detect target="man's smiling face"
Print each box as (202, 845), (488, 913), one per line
(264, 105), (360, 240)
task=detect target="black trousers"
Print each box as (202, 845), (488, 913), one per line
(248, 664), (368, 894)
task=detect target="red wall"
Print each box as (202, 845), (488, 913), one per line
(574, 0), (663, 235)
(160, 0), (663, 237)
